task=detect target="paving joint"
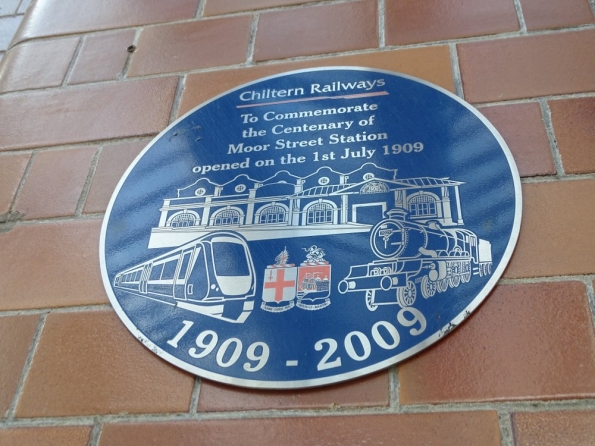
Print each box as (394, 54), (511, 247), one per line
(377, 0), (386, 48)
(512, 0), (528, 33)
(246, 13), (260, 66)
(448, 43), (464, 98)
(498, 412), (515, 446)
(75, 146), (102, 217)
(62, 37), (83, 87)
(539, 99), (565, 177)
(5, 313), (48, 420)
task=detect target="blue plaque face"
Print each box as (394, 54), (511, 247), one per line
(100, 68), (521, 388)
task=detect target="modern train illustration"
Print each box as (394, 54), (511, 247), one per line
(114, 231), (256, 323)
(338, 209), (492, 311)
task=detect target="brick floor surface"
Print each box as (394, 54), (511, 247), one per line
(1, 0), (594, 444)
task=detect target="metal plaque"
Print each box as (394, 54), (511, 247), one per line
(100, 67), (521, 388)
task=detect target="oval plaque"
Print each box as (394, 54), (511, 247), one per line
(100, 68), (521, 388)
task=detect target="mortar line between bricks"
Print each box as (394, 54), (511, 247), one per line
(448, 43), (464, 99)
(189, 0), (359, 20)
(62, 37), (84, 87)
(512, 0), (528, 33)
(7, 150), (36, 215)
(4, 398), (595, 428)
(168, 76), (186, 124)
(589, 0), (595, 17)
(4, 23), (595, 98)
(539, 99), (566, 177)
(195, 0), (206, 18)
(584, 281), (595, 339)
(120, 28), (142, 80)
(0, 135), (157, 155)
(6, 14), (595, 60)
(189, 378), (202, 414)
(388, 365), (400, 411)
(521, 173), (595, 183)
(0, 304), (113, 317)
(499, 274), (595, 285)
(245, 13), (260, 65)
(377, 0), (386, 48)
(87, 421), (103, 446)
(498, 412), (515, 446)
(475, 91), (595, 108)
(75, 146), (103, 217)
(6, 313), (48, 420)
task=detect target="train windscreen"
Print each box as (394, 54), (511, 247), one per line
(212, 241), (250, 276)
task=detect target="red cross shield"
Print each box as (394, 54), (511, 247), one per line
(261, 267), (297, 312)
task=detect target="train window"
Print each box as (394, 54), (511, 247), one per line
(149, 263), (163, 281)
(177, 252), (192, 279)
(212, 242), (250, 276)
(161, 259), (178, 280)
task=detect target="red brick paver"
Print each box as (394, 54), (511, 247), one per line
(16, 310), (194, 417)
(0, 77), (177, 151)
(385, 0), (519, 45)
(128, 17), (252, 77)
(520, 0), (595, 30)
(505, 179), (595, 278)
(479, 102), (555, 177)
(0, 426), (91, 446)
(0, 219), (108, 310)
(83, 139), (149, 214)
(198, 371), (388, 412)
(0, 153), (30, 214)
(254, 0), (377, 61)
(0, 37), (79, 93)
(15, 146), (96, 219)
(99, 412), (501, 446)
(0, 315), (39, 416)
(549, 97), (595, 174)
(513, 411), (595, 446)
(399, 282), (595, 404)
(69, 29), (135, 84)
(11, 0), (199, 45)
(459, 29), (595, 102)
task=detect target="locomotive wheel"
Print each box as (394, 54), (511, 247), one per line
(420, 275), (436, 299)
(436, 278), (449, 293)
(461, 262), (471, 283)
(397, 281), (416, 307)
(449, 273), (461, 288)
(365, 290), (378, 311)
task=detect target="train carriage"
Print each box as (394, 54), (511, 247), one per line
(114, 231), (256, 323)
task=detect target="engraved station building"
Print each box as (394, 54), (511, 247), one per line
(148, 163), (465, 249)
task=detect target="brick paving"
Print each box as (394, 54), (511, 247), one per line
(0, 0), (594, 444)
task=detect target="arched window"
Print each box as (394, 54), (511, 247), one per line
(258, 205), (287, 224)
(409, 194), (437, 217)
(213, 209), (241, 226)
(360, 181), (389, 194)
(168, 212), (198, 228)
(307, 202), (334, 225)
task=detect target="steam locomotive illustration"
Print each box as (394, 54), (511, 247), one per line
(114, 231), (256, 323)
(338, 209), (492, 311)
